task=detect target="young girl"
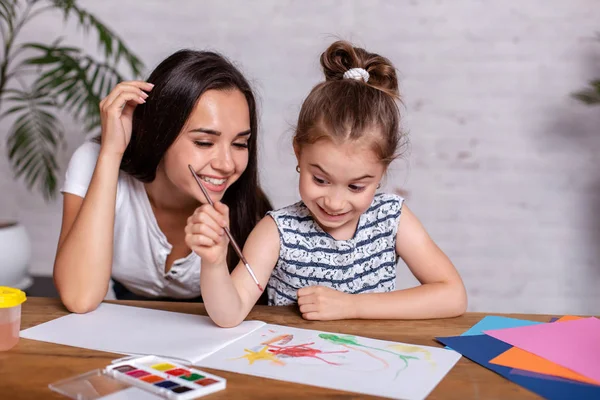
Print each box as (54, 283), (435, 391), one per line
(187, 41), (467, 327)
(54, 49), (271, 313)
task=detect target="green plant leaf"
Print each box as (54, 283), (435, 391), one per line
(4, 86), (63, 200)
(48, 0), (143, 76)
(0, 0), (17, 25)
(572, 82), (600, 105)
(22, 43), (124, 134)
(0, 1), (144, 201)
(0, 104), (26, 117)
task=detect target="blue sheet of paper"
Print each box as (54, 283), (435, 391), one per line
(445, 315), (542, 350)
(461, 316), (542, 336)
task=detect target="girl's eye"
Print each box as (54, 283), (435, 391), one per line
(233, 142), (249, 149)
(194, 141), (213, 148)
(349, 184), (366, 193)
(313, 176), (328, 185)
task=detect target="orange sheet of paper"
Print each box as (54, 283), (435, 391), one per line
(553, 315), (585, 323)
(489, 316), (600, 385)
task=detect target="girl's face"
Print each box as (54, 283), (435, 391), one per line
(296, 138), (385, 239)
(162, 89), (251, 204)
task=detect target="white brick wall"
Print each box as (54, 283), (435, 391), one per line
(1, 0), (599, 314)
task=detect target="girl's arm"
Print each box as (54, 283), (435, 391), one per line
(351, 204), (467, 319)
(188, 206), (280, 327)
(53, 81), (151, 314)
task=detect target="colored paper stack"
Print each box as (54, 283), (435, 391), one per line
(437, 316), (600, 400)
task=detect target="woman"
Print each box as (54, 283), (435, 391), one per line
(53, 50), (272, 313)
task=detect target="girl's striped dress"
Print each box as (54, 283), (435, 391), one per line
(266, 193), (404, 306)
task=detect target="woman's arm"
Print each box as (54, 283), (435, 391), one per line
(53, 152), (122, 313)
(53, 81), (151, 313)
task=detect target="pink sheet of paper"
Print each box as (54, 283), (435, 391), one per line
(484, 317), (600, 383)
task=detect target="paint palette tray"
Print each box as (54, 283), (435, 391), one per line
(49, 355), (226, 399)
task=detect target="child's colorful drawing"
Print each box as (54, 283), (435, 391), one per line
(234, 331), (425, 378)
(198, 324), (461, 400)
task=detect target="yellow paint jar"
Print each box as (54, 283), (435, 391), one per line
(0, 286), (26, 351)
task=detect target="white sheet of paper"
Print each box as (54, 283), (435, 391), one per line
(198, 324), (461, 400)
(20, 303), (265, 364)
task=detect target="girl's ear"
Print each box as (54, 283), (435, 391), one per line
(293, 141), (301, 161)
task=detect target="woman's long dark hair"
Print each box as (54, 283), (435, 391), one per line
(119, 49), (272, 280)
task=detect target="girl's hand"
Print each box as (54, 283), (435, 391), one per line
(297, 286), (357, 320)
(99, 81), (153, 156)
(185, 202), (230, 266)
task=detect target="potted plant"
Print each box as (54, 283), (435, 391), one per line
(0, 0), (143, 289)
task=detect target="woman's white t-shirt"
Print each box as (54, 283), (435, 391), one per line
(61, 141), (201, 298)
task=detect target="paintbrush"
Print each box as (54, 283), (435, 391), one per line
(188, 165), (264, 292)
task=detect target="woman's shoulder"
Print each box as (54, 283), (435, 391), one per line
(71, 140), (101, 163)
(61, 141), (101, 197)
(61, 140), (136, 200)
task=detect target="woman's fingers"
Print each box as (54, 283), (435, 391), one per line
(187, 214), (224, 236)
(192, 204), (228, 228)
(185, 205), (229, 249)
(100, 81), (152, 109)
(213, 202), (230, 227)
(102, 91), (146, 116)
(189, 223), (224, 245)
(186, 232), (221, 247)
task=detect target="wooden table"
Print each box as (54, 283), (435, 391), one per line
(1, 298), (553, 399)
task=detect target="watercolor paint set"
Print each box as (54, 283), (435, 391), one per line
(49, 355), (226, 399)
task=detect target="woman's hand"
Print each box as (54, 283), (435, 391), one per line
(99, 81), (153, 156)
(185, 202), (230, 266)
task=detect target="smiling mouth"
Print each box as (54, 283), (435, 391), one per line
(200, 176), (227, 186)
(318, 204), (350, 217)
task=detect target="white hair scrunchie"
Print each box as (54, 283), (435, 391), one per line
(343, 67), (370, 83)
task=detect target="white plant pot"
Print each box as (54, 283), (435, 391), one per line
(0, 222), (33, 289)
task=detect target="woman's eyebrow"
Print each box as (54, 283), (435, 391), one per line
(189, 128), (251, 137)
